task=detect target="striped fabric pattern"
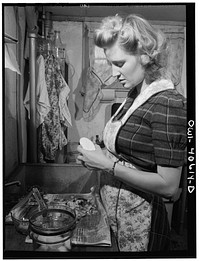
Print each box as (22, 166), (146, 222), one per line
(116, 89), (187, 172)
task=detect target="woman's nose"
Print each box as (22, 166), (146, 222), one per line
(112, 64), (120, 77)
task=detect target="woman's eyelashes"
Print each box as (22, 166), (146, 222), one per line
(107, 60), (125, 68)
(114, 62), (125, 68)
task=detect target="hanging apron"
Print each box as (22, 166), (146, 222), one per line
(100, 79), (174, 252)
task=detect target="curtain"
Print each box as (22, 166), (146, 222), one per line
(84, 22), (116, 87)
(156, 25), (185, 96)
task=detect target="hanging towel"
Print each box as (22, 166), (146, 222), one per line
(38, 54), (68, 162)
(82, 68), (103, 121)
(24, 54), (51, 127)
(5, 43), (21, 75)
(59, 74), (72, 128)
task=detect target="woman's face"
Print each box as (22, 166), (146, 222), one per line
(105, 42), (145, 89)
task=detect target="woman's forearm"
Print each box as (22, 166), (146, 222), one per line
(77, 145), (182, 198)
(112, 162), (181, 198)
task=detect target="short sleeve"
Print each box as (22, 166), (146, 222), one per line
(151, 90), (187, 167)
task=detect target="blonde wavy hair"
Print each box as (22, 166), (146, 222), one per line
(94, 14), (169, 83)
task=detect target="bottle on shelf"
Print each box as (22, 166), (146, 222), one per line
(95, 135), (101, 145)
(46, 35), (53, 54)
(95, 135), (105, 148)
(53, 30), (66, 75)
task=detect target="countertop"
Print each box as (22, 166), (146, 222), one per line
(4, 189), (119, 258)
(4, 224), (119, 258)
(4, 222), (188, 258)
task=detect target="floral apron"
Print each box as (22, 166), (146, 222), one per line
(100, 80), (174, 251)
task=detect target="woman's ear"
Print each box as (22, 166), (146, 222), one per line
(140, 54), (150, 65)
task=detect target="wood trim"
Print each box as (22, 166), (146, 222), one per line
(52, 15), (186, 27)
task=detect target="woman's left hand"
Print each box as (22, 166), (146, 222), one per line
(76, 144), (112, 171)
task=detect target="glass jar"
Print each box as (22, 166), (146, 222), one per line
(46, 35), (53, 54)
(53, 30), (65, 60)
(29, 205), (76, 251)
(53, 30), (66, 75)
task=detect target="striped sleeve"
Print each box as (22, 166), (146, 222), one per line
(151, 91), (187, 167)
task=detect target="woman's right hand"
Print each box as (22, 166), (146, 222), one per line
(76, 144), (113, 172)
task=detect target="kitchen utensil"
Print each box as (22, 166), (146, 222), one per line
(10, 189), (39, 234)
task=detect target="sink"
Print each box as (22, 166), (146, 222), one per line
(4, 163), (99, 219)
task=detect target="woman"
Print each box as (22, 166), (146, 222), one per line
(77, 14), (186, 252)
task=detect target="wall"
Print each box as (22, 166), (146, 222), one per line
(4, 6), (19, 178)
(46, 5), (186, 23)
